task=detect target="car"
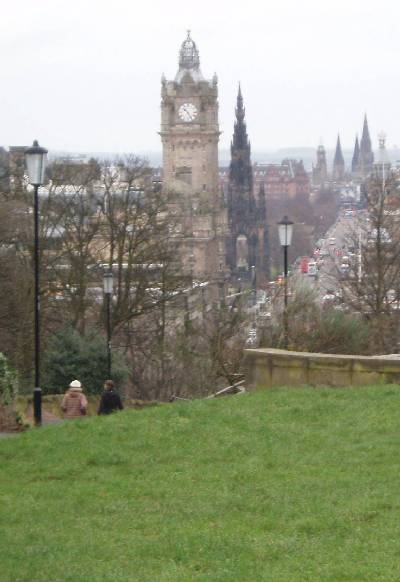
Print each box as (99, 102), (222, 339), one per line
(322, 291), (336, 302)
(329, 237), (336, 245)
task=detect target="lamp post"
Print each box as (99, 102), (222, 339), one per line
(103, 272), (114, 378)
(250, 265), (256, 306)
(25, 140), (48, 427)
(278, 216), (294, 349)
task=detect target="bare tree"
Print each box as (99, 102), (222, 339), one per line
(339, 174), (400, 352)
(44, 158), (103, 333)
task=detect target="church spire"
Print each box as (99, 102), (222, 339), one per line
(333, 134), (345, 180)
(334, 134), (344, 165)
(360, 114), (372, 153)
(359, 114), (374, 176)
(351, 135), (360, 174)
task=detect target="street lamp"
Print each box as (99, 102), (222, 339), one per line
(25, 140), (48, 427)
(103, 272), (114, 378)
(278, 215), (294, 349)
(250, 265), (256, 306)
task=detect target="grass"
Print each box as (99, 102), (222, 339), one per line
(1, 385), (400, 581)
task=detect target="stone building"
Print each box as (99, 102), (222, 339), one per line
(160, 32), (227, 281)
(312, 143), (328, 185)
(225, 86), (270, 282)
(253, 159), (310, 200)
(373, 132), (391, 181)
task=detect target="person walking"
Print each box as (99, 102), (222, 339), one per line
(61, 380), (88, 419)
(98, 380), (124, 415)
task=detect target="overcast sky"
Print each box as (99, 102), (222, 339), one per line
(1, 0), (399, 155)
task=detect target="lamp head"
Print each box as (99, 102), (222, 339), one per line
(103, 272), (114, 294)
(25, 140), (48, 186)
(278, 215), (294, 247)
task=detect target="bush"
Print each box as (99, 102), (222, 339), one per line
(261, 283), (370, 355)
(304, 310), (370, 354)
(0, 353), (18, 405)
(42, 327), (129, 395)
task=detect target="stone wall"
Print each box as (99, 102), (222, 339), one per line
(244, 348), (400, 389)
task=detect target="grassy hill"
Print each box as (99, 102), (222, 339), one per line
(1, 385), (400, 581)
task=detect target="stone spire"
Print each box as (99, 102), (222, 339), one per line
(351, 135), (360, 174)
(175, 31), (204, 83)
(226, 85), (269, 282)
(359, 114), (374, 177)
(229, 84), (252, 190)
(332, 134), (345, 181)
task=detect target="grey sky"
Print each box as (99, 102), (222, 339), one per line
(1, 0), (399, 155)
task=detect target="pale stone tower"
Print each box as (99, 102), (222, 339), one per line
(312, 142), (328, 185)
(160, 32), (227, 279)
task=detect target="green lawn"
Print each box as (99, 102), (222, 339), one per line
(1, 386), (400, 581)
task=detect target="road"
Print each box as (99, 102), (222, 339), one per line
(296, 210), (359, 303)
(247, 209), (360, 344)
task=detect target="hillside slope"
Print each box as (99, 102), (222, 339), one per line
(1, 386), (400, 581)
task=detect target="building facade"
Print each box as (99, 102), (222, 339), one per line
(253, 160), (310, 200)
(160, 32), (227, 279)
(312, 143), (328, 185)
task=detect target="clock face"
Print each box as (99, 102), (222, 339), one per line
(178, 103), (198, 122)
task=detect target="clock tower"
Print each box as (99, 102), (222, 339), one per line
(160, 32), (226, 279)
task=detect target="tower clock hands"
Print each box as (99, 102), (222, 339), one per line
(178, 102), (197, 122)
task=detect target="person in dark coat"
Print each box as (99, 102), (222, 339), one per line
(98, 380), (124, 415)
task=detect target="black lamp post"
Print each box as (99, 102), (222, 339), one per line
(25, 140), (48, 427)
(103, 272), (114, 378)
(278, 215), (294, 349)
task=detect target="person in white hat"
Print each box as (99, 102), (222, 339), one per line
(61, 380), (88, 419)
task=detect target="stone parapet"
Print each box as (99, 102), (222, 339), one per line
(244, 348), (400, 389)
